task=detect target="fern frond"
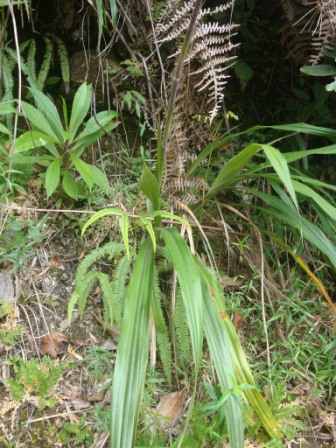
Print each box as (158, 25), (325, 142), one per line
(67, 292), (79, 324)
(27, 39), (37, 82)
(98, 272), (114, 327)
(1, 54), (15, 131)
(56, 38), (70, 92)
(174, 288), (192, 363)
(152, 267), (172, 383)
(36, 37), (52, 90)
(156, 332), (172, 385)
(75, 243), (125, 284)
(110, 254), (132, 326)
(78, 270), (99, 318)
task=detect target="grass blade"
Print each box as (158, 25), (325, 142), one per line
(110, 238), (154, 448)
(161, 227), (203, 373)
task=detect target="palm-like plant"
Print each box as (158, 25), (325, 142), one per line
(11, 83), (118, 199)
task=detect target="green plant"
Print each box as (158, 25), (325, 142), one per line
(0, 216), (42, 272)
(58, 417), (94, 446)
(6, 356), (64, 409)
(0, 302), (23, 345)
(67, 4), (284, 448)
(69, 188), (281, 448)
(11, 82), (119, 200)
(84, 346), (114, 381)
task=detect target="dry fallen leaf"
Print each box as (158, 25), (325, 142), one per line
(49, 255), (60, 269)
(232, 311), (244, 330)
(155, 389), (187, 429)
(40, 330), (69, 358)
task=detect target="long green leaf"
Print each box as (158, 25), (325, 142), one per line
(197, 263), (244, 448)
(207, 143), (261, 199)
(161, 227), (203, 373)
(70, 154), (94, 190)
(68, 83), (92, 138)
(110, 238), (154, 448)
(250, 189), (336, 269)
(145, 210), (191, 228)
(88, 164), (110, 193)
(21, 101), (60, 142)
(14, 131), (57, 153)
(140, 165), (160, 211)
(139, 216), (156, 252)
(262, 144), (298, 210)
(120, 213), (130, 259)
(73, 110), (118, 146)
(81, 207), (124, 234)
(28, 87), (64, 142)
(292, 180), (336, 221)
(197, 261), (282, 444)
(45, 157), (61, 198)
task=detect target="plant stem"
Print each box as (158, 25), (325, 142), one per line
(162, 0), (203, 150)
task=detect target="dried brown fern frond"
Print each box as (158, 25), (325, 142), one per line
(155, 0), (239, 122)
(155, 0), (238, 201)
(280, 0), (336, 65)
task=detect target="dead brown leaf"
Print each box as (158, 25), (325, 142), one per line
(155, 389), (187, 429)
(40, 330), (69, 358)
(232, 311), (244, 330)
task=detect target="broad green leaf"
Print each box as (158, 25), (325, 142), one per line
(14, 131), (57, 153)
(140, 165), (160, 211)
(68, 83), (92, 138)
(161, 227), (203, 373)
(21, 101), (60, 142)
(110, 238), (153, 448)
(81, 207), (124, 234)
(0, 123), (11, 135)
(300, 64), (336, 77)
(45, 157), (61, 198)
(0, 104), (15, 115)
(62, 172), (79, 199)
(120, 213), (130, 259)
(28, 87), (64, 142)
(139, 216), (156, 252)
(73, 110), (118, 146)
(70, 155), (94, 190)
(293, 180), (336, 221)
(262, 144), (298, 210)
(207, 143), (261, 199)
(88, 164), (110, 193)
(45, 143), (60, 158)
(12, 154), (53, 165)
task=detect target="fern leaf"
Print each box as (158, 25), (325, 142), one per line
(110, 254), (132, 326)
(174, 289), (192, 363)
(156, 331), (172, 385)
(75, 242), (125, 284)
(67, 292), (79, 324)
(97, 272), (114, 327)
(27, 39), (37, 82)
(56, 39), (70, 93)
(36, 37), (52, 90)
